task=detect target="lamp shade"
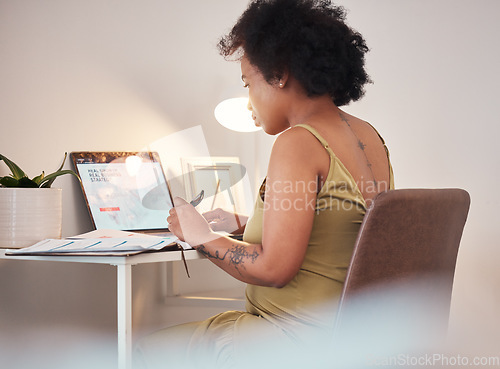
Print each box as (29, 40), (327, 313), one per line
(214, 97), (261, 132)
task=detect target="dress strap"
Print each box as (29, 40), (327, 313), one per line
(294, 123), (395, 189)
(294, 124), (335, 156)
(295, 122), (392, 162)
(363, 121), (395, 189)
(364, 121), (391, 160)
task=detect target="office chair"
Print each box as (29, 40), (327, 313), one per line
(332, 188), (470, 363)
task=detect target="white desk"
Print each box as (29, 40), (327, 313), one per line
(0, 248), (204, 369)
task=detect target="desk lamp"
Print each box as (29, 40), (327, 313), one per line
(214, 94), (263, 198)
(214, 96), (261, 133)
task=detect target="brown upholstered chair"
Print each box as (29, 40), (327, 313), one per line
(333, 188), (470, 355)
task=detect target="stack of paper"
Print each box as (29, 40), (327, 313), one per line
(6, 229), (190, 256)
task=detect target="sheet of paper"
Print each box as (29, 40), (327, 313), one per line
(6, 229), (194, 255)
(68, 229), (192, 249)
(176, 240), (193, 250)
(7, 237), (176, 254)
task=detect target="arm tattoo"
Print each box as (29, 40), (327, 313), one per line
(196, 244), (259, 275)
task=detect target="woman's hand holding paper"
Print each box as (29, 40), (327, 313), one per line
(167, 197), (218, 247)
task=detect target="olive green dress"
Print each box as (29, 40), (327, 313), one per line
(134, 124), (394, 369)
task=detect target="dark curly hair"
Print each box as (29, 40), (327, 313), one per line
(218, 0), (371, 106)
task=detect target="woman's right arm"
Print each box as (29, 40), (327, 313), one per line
(167, 128), (321, 288)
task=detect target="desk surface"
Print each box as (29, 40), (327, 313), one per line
(0, 248), (203, 266)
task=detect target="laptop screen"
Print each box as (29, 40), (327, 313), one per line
(71, 151), (173, 232)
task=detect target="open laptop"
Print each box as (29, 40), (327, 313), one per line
(71, 151), (175, 236)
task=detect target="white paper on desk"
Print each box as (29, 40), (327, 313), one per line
(67, 229), (192, 250)
(7, 237), (178, 255)
(176, 240), (193, 250)
(68, 229), (193, 249)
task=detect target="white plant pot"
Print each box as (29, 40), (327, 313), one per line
(0, 188), (62, 249)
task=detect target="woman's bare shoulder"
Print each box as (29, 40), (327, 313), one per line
(267, 126), (329, 176)
(273, 125), (325, 152)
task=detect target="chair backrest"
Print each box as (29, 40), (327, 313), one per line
(334, 188), (470, 344)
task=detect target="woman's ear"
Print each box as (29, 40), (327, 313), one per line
(278, 70), (289, 88)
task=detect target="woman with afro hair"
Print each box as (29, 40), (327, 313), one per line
(135, 0), (394, 367)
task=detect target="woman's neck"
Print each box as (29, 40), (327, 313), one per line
(286, 94), (341, 128)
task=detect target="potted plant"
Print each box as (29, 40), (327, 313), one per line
(0, 153), (80, 248)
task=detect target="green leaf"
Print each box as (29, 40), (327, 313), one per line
(17, 177), (39, 188)
(32, 172), (45, 185)
(42, 152), (69, 188)
(0, 154), (27, 180)
(0, 176), (20, 187)
(39, 169), (80, 188)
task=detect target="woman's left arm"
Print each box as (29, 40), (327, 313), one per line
(168, 128), (322, 287)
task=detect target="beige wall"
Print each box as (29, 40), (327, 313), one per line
(1, 0), (499, 362)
